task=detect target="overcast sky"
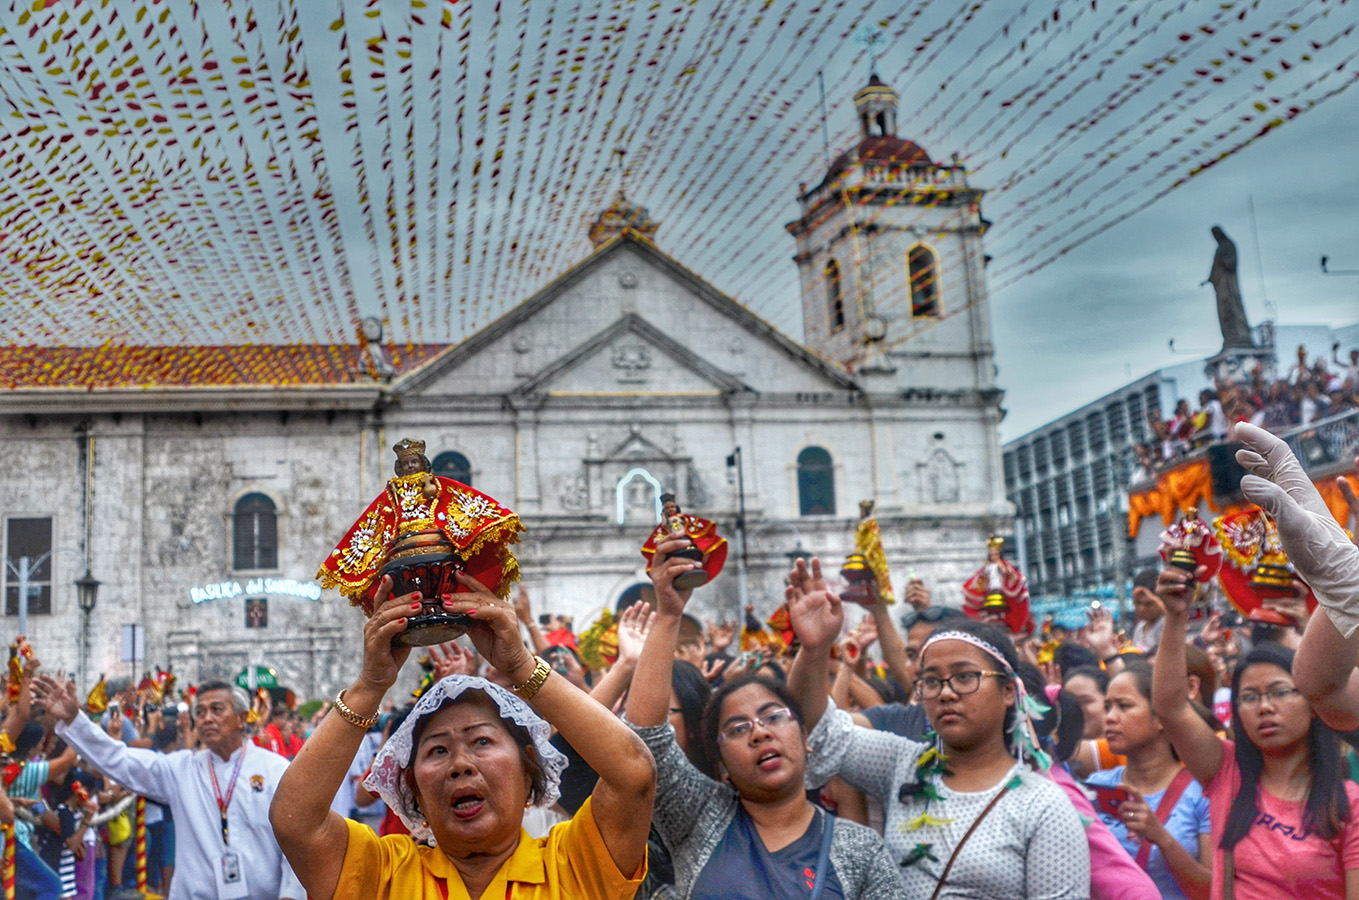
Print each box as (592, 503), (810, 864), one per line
(989, 73), (1359, 441)
(2, 0), (1355, 444)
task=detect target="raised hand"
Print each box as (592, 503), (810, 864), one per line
(786, 557), (843, 651)
(616, 601), (656, 666)
(357, 576), (417, 693)
(30, 674), (80, 725)
(855, 615), (879, 651)
(707, 620), (737, 653)
(1262, 578), (1312, 630)
(1233, 423), (1359, 623)
(649, 535), (699, 618)
(513, 585), (534, 626)
(903, 579), (931, 611)
(700, 656), (730, 683)
(1199, 611), (1225, 647)
(1340, 472), (1359, 546)
(428, 641), (477, 679)
(1156, 565), (1205, 619)
(1083, 605), (1118, 659)
(441, 572), (535, 682)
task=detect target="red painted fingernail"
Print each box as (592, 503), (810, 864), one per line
(411, 602), (421, 610)
(398, 617), (407, 625)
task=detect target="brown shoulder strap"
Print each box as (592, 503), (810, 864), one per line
(929, 783), (1012, 900)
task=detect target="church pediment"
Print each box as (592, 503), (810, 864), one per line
(391, 232), (858, 401)
(598, 429), (679, 464)
(514, 315), (751, 398)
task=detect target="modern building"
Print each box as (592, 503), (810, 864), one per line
(1003, 321), (1359, 619)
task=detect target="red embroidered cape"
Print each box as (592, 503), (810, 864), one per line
(640, 514), (728, 582)
(962, 558), (1035, 637)
(317, 473), (524, 611)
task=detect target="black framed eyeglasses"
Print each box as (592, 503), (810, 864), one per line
(915, 671), (1009, 699)
(901, 607), (965, 630)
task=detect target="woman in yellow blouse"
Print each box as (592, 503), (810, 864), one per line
(270, 573), (656, 900)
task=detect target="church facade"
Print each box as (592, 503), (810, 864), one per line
(0, 77), (1012, 699)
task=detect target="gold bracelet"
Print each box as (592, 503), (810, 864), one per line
(333, 689), (380, 729)
(511, 656), (552, 700)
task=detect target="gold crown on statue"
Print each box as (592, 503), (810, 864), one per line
(393, 438), (426, 458)
(987, 535), (1004, 551)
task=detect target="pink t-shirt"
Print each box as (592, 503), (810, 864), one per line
(1204, 739), (1359, 900)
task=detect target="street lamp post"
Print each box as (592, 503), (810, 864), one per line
(726, 447), (750, 614)
(75, 569), (102, 692)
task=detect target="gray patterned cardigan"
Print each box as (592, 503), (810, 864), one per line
(629, 720), (908, 899)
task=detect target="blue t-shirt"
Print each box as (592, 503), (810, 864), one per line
(1086, 766), (1212, 900)
(860, 702), (929, 741)
(690, 806), (844, 900)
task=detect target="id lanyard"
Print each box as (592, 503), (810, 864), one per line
(206, 744), (248, 846)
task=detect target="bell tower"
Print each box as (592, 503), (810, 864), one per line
(786, 74), (999, 396)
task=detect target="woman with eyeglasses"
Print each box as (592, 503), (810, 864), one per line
(624, 538), (905, 899)
(1154, 564), (1359, 899)
(786, 559), (1090, 899)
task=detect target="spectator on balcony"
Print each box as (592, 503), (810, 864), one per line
(1168, 400), (1194, 456)
(1147, 412), (1175, 461)
(1131, 445), (1156, 486)
(1192, 389), (1228, 446)
(1334, 343), (1359, 389)
(1258, 381), (1295, 430)
(1300, 380), (1330, 426)
(1286, 343), (1312, 385)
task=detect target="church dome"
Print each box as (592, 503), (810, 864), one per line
(808, 74), (933, 190)
(824, 135), (933, 183)
(588, 191), (659, 247)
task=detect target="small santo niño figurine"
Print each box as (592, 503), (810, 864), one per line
(962, 535), (1034, 638)
(840, 500), (895, 606)
(1211, 507), (1318, 627)
(641, 492), (727, 591)
(317, 438), (524, 646)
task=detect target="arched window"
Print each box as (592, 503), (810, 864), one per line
(907, 244), (940, 318)
(797, 447), (836, 516)
(233, 493), (277, 571)
(432, 451), (472, 486)
(825, 259), (845, 331)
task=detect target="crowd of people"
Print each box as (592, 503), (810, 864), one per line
(2, 421), (1358, 899)
(1135, 343), (1359, 481)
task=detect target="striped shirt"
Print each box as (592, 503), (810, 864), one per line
(9, 758), (50, 849)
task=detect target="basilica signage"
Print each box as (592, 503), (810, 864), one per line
(189, 577), (322, 604)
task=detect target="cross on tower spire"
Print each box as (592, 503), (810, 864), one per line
(856, 27), (885, 75)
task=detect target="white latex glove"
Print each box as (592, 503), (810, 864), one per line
(1233, 421), (1359, 635)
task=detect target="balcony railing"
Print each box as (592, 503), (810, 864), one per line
(1281, 407), (1359, 476)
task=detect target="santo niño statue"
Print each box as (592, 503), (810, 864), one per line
(317, 438), (524, 646)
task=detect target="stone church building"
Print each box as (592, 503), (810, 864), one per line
(1, 77), (1012, 699)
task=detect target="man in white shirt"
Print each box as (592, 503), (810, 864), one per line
(33, 675), (303, 900)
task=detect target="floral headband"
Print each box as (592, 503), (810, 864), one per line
(919, 630), (1051, 770)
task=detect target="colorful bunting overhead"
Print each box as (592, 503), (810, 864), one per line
(0, 0), (1352, 369)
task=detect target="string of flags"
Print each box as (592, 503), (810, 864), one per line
(0, 0), (1351, 373)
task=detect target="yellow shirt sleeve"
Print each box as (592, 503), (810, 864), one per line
(334, 796), (646, 900)
(539, 796), (648, 898)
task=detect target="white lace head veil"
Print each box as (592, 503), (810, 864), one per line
(362, 674), (568, 844)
